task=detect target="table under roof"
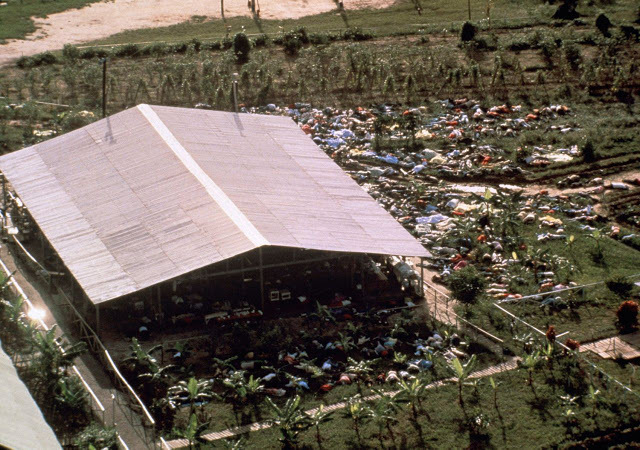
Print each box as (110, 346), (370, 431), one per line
(0, 105), (428, 305)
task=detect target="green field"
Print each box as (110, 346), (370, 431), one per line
(0, 0), (103, 43)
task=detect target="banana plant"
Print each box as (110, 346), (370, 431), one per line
(586, 384), (601, 417)
(489, 376), (501, 411)
(342, 395), (373, 446)
(222, 371), (264, 405)
(447, 354), (477, 408)
(307, 405), (334, 448)
(29, 326), (87, 400)
(346, 357), (378, 392)
(168, 377), (217, 417)
(172, 413), (209, 450)
(520, 351), (541, 394)
(265, 395), (311, 449)
(370, 390), (400, 446)
(396, 377), (429, 420)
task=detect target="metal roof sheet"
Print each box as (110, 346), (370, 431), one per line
(0, 342), (61, 450)
(0, 105), (428, 305)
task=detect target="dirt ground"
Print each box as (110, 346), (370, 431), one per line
(0, 0), (394, 67)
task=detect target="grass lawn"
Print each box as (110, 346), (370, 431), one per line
(201, 354), (640, 449)
(465, 209), (640, 346)
(0, 0), (104, 43)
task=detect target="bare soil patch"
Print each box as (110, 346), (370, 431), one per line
(0, 0), (394, 66)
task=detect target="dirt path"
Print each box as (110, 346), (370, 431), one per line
(0, 0), (394, 67)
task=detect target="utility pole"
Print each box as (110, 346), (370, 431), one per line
(468, 0), (471, 21)
(232, 72), (239, 113)
(101, 58), (107, 118)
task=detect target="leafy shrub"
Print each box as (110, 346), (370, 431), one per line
(309, 32), (331, 45)
(253, 34), (270, 47)
(448, 266), (486, 306)
(616, 300), (639, 333)
(205, 41), (223, 51)
(79, 48), (110, 59)
(233, 32), (251, 64)
(552, 0), (579, 20)
(563, 42), (582, 70)
(294, 26), (310, 44)
(16, 56), (34, 68)
(343, 27), (374, 41)
(17, 51), (58, 68)
(221, 38), (233, 50)
(190, 38), (202, 52)
(460, 21), (477, 42)
(62, 44), (80, 60)
(60, 110), (96, 132)
(169, 42), (189, 54)
(142, 42), (169, 56)
(35, 51), (58, 66)
(114, 43), (140, 57)
(74, 424), (117, 450)
(282, 33), (303, 56)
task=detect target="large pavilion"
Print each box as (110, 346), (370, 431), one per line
(0, 105), (428, 336)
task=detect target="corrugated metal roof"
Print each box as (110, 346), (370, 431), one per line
(0, 342), (61, 450)
(0, 105), (428, 305)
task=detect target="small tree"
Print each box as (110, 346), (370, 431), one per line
(307, 405), (334, 448)
(447, 355), (477, 408)
(460, 21), (477, 42)
(265, 395), (311, 449)
(616, 300), (639, 333)
(595, 14), (612, 37)
(233, 33), (251, 64)
(342, 395), (373, 445)
(449, 266), (486, 307)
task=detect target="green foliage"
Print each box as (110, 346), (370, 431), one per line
(282, 32), (303, 56)
(448, 266), (486, 306)
(233, 32), (252, 64)
(616, 300), (639, 333)
(342, 27), (374, 41)
(461, 21), (477, 42)
(73, 423), (118, 450)
(62, 44), (81, 61)
(114, 43), (140, 58)
(265, 395), (311, 447)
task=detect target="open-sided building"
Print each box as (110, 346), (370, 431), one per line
(0, 105), (428, 336)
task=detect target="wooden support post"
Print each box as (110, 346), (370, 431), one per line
(157, 284), (162, 316)
(1, 174), (6, 213)
(259, 247), (265, 311)
(420, 257), (425, 299)
(95, 304), (101, 338)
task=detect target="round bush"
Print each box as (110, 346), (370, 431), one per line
(461, 21), (477, 42)
(233, 32), (251, 64)
(616, 300), (639, 333)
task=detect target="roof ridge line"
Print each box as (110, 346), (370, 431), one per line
(137, 104), (268, 248)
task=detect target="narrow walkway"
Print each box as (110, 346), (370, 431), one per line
(166, 357), (521, 448)
(0, 245), (151, 450)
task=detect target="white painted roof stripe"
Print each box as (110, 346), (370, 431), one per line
(137, 104), (268, 248)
